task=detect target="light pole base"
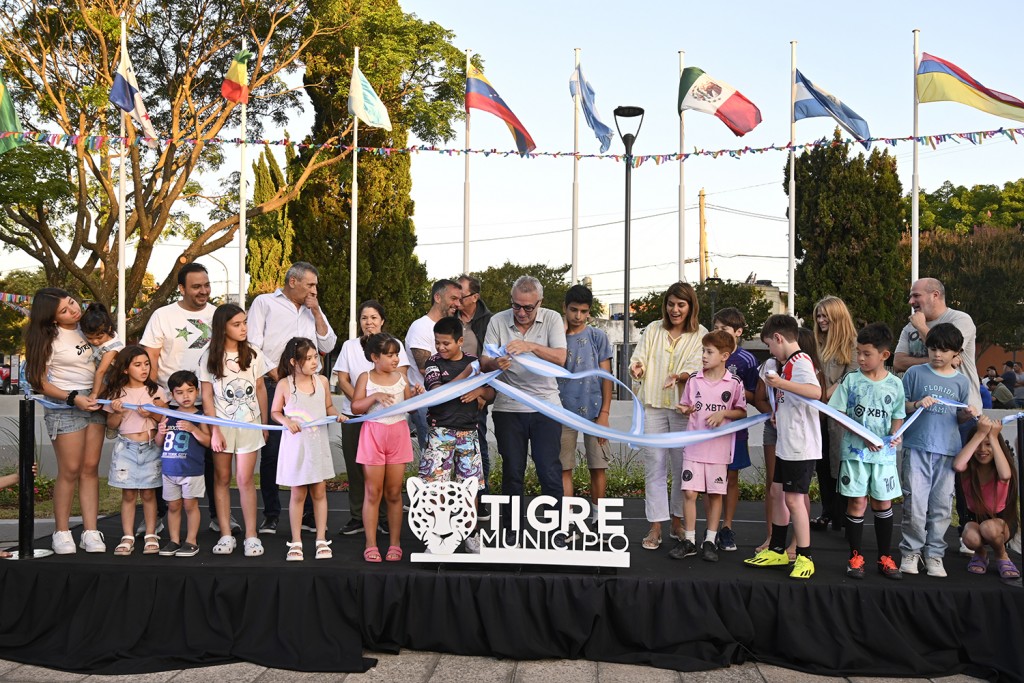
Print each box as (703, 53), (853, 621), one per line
(2, 548), (54, 560)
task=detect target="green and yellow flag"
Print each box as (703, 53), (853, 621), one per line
(0, 73), (25, 155)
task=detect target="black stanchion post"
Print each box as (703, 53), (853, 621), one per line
(17, 396), (35, 558)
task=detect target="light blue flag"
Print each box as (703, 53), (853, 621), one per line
(569, 64), (613, 153)
(349, 64), (392, 131)
(794, 70), (870, 149)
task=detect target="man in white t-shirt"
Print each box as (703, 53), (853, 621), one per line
(140, 263), (219, 533)
(247, 262), (338, 534)
(405, 279), (462, 451)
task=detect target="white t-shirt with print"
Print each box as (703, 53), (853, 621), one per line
(772, 351), (822, 462)
(140, 303), (217, 390)
(47, 326), (96, 391)
(197, 348), (266, 425)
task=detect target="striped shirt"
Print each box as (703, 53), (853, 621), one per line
(629, 321), (707, 409)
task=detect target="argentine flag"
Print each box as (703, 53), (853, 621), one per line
(109, 48), (159, 145)
(794, 70), (870, 148)
(348, 65), (392, 131)
(569, 65), (614, 153)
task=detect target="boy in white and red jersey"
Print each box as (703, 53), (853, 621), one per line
(744, 314), (822, 579)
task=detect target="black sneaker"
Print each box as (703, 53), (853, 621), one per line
(258, 517), (278, 535)
(339, 519), (364, 536)
(175, 542), (200, 557)
(158, 541), (181, 557)
(846, 551), (866, 579)
(701, 540), (719, 562)
(668, 538), (697, 560)
(300, 513), (316, 532)
(378, 519), (390, 535)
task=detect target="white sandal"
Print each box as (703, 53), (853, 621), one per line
(212, 535), (236, 555)
(286, 541), (304, 562)
(142, 534), (160, 555)
(315, 539), (333, 560)
(243, 536), (264, 557)
(114, 535), (135, 556)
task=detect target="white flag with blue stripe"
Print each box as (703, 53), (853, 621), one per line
(108, 48), (159, 145)
(349, 64), (392, 131)
(794, 70), (870, 149)
(569, 64), (613, 153)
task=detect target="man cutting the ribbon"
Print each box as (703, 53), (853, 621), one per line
(481, 275), (568, 547)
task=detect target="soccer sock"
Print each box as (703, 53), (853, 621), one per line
(705, 529), (717, 545)
(769, 524), (788, 553)
(874, 507), (894, 558)
(845, 514), (865, 558)
(684, 530), (696, 544)
(796, 545), (812, 558)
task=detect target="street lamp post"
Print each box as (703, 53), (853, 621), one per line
(614, 106), (644, 392)
(706, 275), (723, 325)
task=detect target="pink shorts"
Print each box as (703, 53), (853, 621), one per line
(680, 459), (729, 495)
(356, 420), (414, 466)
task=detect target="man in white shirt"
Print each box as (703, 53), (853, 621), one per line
(405, 279), (462, 451)
(141, 263), (219, 533)
(247, 262), (338, 533)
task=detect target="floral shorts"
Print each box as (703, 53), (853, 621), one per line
(418, 427), (483, 490)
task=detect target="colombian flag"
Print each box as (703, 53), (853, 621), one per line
(466, 65), (536, 154)
(222, 49), (253, 104)
(917, 53), (1024, 123)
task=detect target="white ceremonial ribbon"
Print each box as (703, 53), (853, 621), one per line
(787, 393), (884, 448)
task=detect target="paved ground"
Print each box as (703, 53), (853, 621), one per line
(0, 651), (985, 682)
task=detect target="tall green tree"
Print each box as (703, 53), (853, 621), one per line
(0, 268), (47, 354)
(0, 0), (357, 334)
(917, 226), (1024, 355)
(914, 179), (1024, 233)
(247, 144), (295, 298)
(787, 128), (908, 327)
(470, 261), (604, 318)
(290, 0), (470, 339)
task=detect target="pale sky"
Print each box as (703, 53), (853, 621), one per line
(4, 0), (1024, 315)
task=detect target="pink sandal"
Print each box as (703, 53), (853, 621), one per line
(385, 545), (402, 562)
(363, 546), (381, 563)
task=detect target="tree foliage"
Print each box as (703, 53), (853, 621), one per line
(0, 0), (357, 334)
(787, 128), (908, 327)
(247, 144), (295, 299)
(915, 179), (1024, 233)
(290, 0), (473, 339)
(630, 281), (771, 339)
(0, 268), (46, 354)
(917, 226), (1024, 354)
(471, 261), (603, 318)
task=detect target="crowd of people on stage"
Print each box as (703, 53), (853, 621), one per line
(19, 263), (1021, 581)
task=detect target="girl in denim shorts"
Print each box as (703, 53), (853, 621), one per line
(101, 346), (168, 555)
(25, 288), (107, 555)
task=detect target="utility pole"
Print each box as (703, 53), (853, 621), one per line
(698, 188), (707, 283)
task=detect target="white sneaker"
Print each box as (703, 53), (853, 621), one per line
(925, 556), (947, 577)
(900, 552), (921, 575)
(243, 536), (264, 557)
(52, 530), (76, 555)
(79, 529), (106, 553)
(959, 538), (973, 557)
(464, 535), (481, 554)
(212, 535), (236, 555)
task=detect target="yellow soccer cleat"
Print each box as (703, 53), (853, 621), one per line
(790, 554), (815, 579)
(743, 548), (790, 568)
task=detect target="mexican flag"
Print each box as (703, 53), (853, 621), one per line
(678, 67), (762, 137)
(0, 73), (25, 156)
(221, 49), (253, 104)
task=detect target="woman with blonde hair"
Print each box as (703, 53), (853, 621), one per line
(811, 295), (858, 531)
(629, 282), (706, 555)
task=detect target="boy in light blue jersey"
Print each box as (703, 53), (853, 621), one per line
(827, 323), (905, 580)
(899, 323), (977, 578)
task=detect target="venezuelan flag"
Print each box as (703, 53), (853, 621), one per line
(466, 65), (536, 154)
(222, 49), (252, 104)
(917, 53), (1024, 123)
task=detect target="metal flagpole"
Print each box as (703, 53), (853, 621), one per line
(678, 50), (686, 282)
(571, 48), (580, 285)
(787, 40), (797, 315)
(349, 47), (361, 340)
(463, 49), (472, 274)
(238, 37), (248, 306)
(117, 17), (127, 341)
(912, 29), (921, 284)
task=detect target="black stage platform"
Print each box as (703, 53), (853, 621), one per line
(1, 495), (1022, 681)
